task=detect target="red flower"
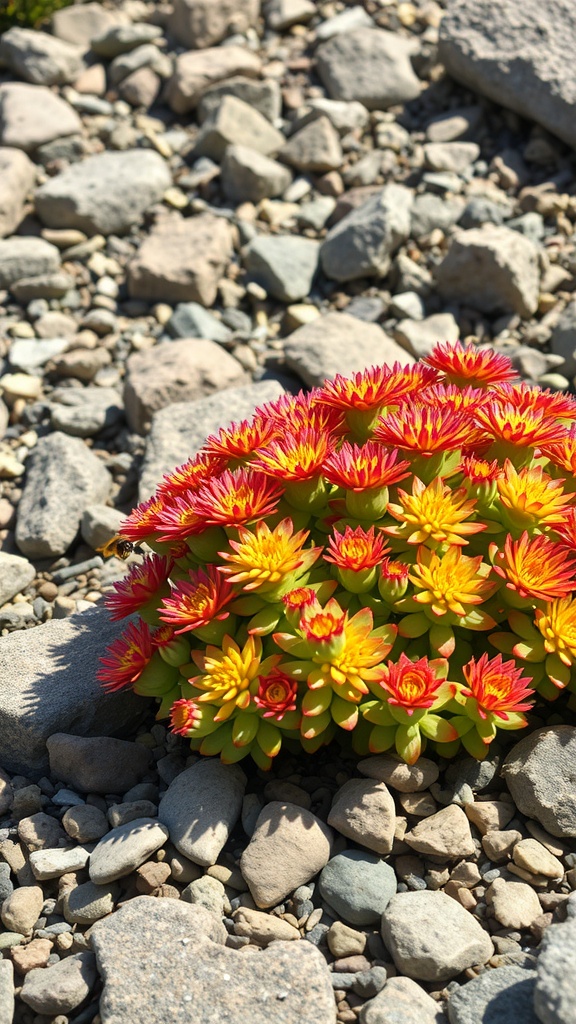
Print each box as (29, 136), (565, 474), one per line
(491, 531), (576, 602)
(377, 653), (448, 715)
(374, 405), (486, 455)
(158, 453), (226, 500)
(121, 495), (165, 542)
(97, 619), (154, 692)
(169, 699), (201, 736)
(105, 555), (173, 621)
(192, 468), (284, 526)
(461, 653), (534, 720)
(202, 415), (279, 460)
(423, 340), (517, 388)
(318, 363), (439, 411)
(254, 669), (299, 720)
(160, 565), (235, 634)
(256, 428), (336, 482)
(324, 525), (390, 570)
(323, 441), (410, 491)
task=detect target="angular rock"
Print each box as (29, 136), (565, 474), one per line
(29, 846), (91, 880)
(319, 850), (397, 926)
(361, 976), (447, 1024)
(435, 225), (540, 317)
(123, 338), (248, 434)
(279, 116), (342, 172)
(244, 235), (320, 303)
(316, 5), (374, 40)
(0, 552), (35, 607)
(221, 145), (292, 204)
(448, 966), (538, 1024)
(198, 76), (281, 124)
(381, 891), (493, 982)
(49, 386), (123, 439)
(0, 82), (82, 152)
(127, 213), (233, 306)
(35, 150), (171, 236)
(357, 754), (439, 793)
(423, 142), (480, 174)
(47, 734), (151, 795)
(410, 193), (464, 238)
(20, 952), (97, 1015)
(284, 311), (412, 387)
(158, 760), (246, 867)
(0, 148), (35, 238)
(15, 432), (111, 558)
(535, 911), (576, 1024)
(393, 313), (460, 360)
(0, 607), (145, 776)
(0, 27), (84, 86)
(194, 95), (284, 161)
(233, 907), (300, 946)
(316, 27), (421, 110)
(486, 878), (543, 930)
(328, 779), (395, 856)
(439, 0), (576, 150)
(503, 726), (576, 838)
(404, 805), (476, 859)
(321, 184), (413, 282)
(241, 801), (333, 908)
(308, 97), (370, 134)
(167, 303), (233, 344)
(169, 0), (261, 49)
(119, 67), (161, 108)
(167, 45), (261, 115)
(0, 237), (59, 290)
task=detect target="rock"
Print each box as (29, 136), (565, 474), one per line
(35, 150), (170, 236)
(393, 313), (460, 360)
(0, 148), (35, 238)
(49, 386), (123, 438)
(0, 961), (14, 1024)
(166, 303), (233, 344)
(265, 0), (316, 31)
(10, 271), (74, 302)
(0, 27), (84, 86)
(327, 922), (367, 959)
(0, 552), (35, 607)
(18, 810), (65, 850)
(0, 82), (81, 152)
(535, 912), (576, 1024)
(447, 965), (538, 1024)
(198, 76), (281, 124)
(91, 24), (163, 59)
(464, 800), (515, 835)
(123, 338), (248, 434)
(15, 432), (111, 558)
(20, 952), (97, 1015)
(52, 2), (121, 46)
(438, 0), (576, 150)
(89, 819), (169, 884)
(328, 779), (395, 856)
(167, 45), (262, 115)
(9, 938), (52, 975)
(221, 145), (292, 204)
(108, 43), (167, 89)
(435, 226), (540, 317)
(1, 886), (43, 933)
(316, 28), (421, 110)
(423, 142), (480, 174)
(321, 184), (413, 282)
(127, 213), (233, 306)
(382, 891), (493, 982)
(357, 755), (439, 793)
(29, 846), (90, 880)
(194, 95), (284, 161)
(0, 237), (59, 290)
(319, 850), (397, 926)
(244, 235), (320, 303)
(138, 379), (285, 499)
(63, 880), (120, 925)
(410, 194), (464, 238)
(233, 907), (300, 946)
(404, 805), (476, 859)
(120, 67), (160, 108)
(486, 878), (543, 930)
(47, 734), (151, 795)
(360, 976), (446, 1024)
(425, 106), (483, 143)
(513, 839), (563, 879)
(316, 5), (374, 40)
(158, 760), (246, 867)
(169, 0), (260, 49)
(280, 116), (342, 172)
(550, 299), (576, 379)
(503, 727), (576, 838)
(284, 311), (412, 387)
(241, 801), (333, 908)
(62, 804), (110, 843)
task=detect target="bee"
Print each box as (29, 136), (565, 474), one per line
(96, 535), (142, 560)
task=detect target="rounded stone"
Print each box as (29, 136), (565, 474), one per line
(357, 754), (439, 792)
(448, 965), (538, 1024)
(1, 886), (44, 933)
(158, 760), (246, 868)
(89, 818), (169, 884)
(319, 850), (397, 926)
(62, 804), (109, 843)
(63, 880), (120, 925)
(20, 951), (97, 1015)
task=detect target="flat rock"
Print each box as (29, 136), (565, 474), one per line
(52, 2), (122, 46)
(29, 846), (91, 880)
(123, 338), (248, 434)
(535, 911), (576, 1024)
(167, 303), (233, 343)
(448, 965), (538, 1024)
(167, 45), (261, 115)
(439, 0), (576, 150)
(436, 225), (540, 316)
(486, 878), (543, 930)
(194, 95), (284, 160)
(0, 237), (59, 290)
(316, 27), (420, 109)
(241, 801), (333, 908)
(198, 75), (281, 124)
(63, 880), (120, 925)
(357, 755), (439, 793)
(0, 607), (146, 776)
(319, 850), (397, 926)
(138, 379), (285, 499)
(221, 145), (292, 204)
(0, 27), (84, 86)
(15, 431), (111, 558)
(0, 148), (35, 238)
(158, 760), (246, 867)
(49, 386), (123, 438)
(89, 818), (169, 884)
(423, 141), (480, 174)
(284, 311), (412, 387)
(91, 23), (162, 59)
(20, 952), (97, 1015)
(35, 150), (171, 236)
(381, 891), (493, 982)
(127, 213), (233, 306)
(244, 235), (320, 303)
(327, 779), (395, 856)
(404, 805), (476, 859)
(47, 733), (151, 795)
(0, 552), (35, 607)
(169, 0), (260, 49)
(362, 976), (447, 1024)
(393, 313), (460, 359)
(321, 184), (413, 282)
(503, 727), (576, 838)
(0, 82), (81, 152)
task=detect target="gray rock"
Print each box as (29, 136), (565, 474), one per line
(138, 379), (285, 499)
(167, 303), (233, 343)
(459, 197), (509, 229)
(10, 271), (74, 302)
(169, 0), (260, 49)
(279, 116), (343, 172)
(63, 880), (120, 925)
(328, 779), (396, 856)
(0, 237), (59, 290)
(47, 733), (151, 795)
(439, 0), (576, 150)
(49, 386), (124, 438)
(244, 235), (320, 303)
(35, 150), (171, 236)
(221, 145), (292, 204)
(316, 27), (421, 110)
(393, 313), (460, 360)
(0, 27), (84, 86)
(118, 66), (161, 108)
(0, 552), (35, 607)
(0, 608), (144, 776)
(381, 891), (493, 982)
(389, 292), (425, 321)
(80, 505), (126, 554)
(423, 142), (480, 174)
(194, 95), (284, 161)
(15, 432), (111, 558)
(108, 43), (167, 88)
(507, 211), (545, 243)
(91, 23), (163, 59)
(410, 193), (464, 238)
(167, 45), (262, 116)
(0, 148), (35, 238)
(265, 0), (316, 30)
(29, 846), (91, 880)
(357, 754), (439, 793)
(89, 818), (169, 884)
(360, 976), (447, 1024)
(198, 76), (281, 124)
(0, 82), (82, 152)
(297, 196), (337, 231)
(284, 311), (412, 387)
(319, 850), (397, 926)
(535, 913), (576, 1024)
(0, 961), (14, 1024)
(316, 5), (374, 40)
(321, 184), (413, 282)
(425, 106), (483, 143)
(435, 226), (540, 317)
(503, 726), (576, 838)
(21, 952), (97, 1015)
(62, 803), (109, 843)
(123, 338), (248, 434)
(448, 965), (538, 1024)
(550, 299), (576, 378)
(52, 2), (121, 47)
(307, 97), (370, 134)
(158, 760), (246, 867)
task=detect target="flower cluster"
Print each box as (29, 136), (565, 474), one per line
(98, 342), (576, 767)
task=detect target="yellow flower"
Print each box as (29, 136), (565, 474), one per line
(307, 608), (396, 700)
(497, 460), (572, 531)
(218, 518), (321, 594)
(189, 634), (280, 719)
(410, 545), (497, 619)
(535, 597), (576, 667)
(385, 476), (485, 548)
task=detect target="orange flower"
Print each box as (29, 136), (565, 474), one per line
(419, 382), (491, 412)
(160, 565), (235, 634)
(377, 652), (450, 715)
(318, 362), (438, 412)
(121, 495), (165, 542)
(491, 531), (576, 602)
(192, 468), (284, 526)
(105, 554), (173, 621)
(157, 453), (226, 499)
(385, 476), (485, 548)
(258, 389), (345, 436)
(202, 415), (279, 461)
(169, 698), (201, 736)
(475, 401), (568, 448)
(218, 517), (321, 592)
(305, 606), (397, 698)
(409, 545), (497, 619)
(325, 525), (390, 570)
(497, 460), (573, 530)
(423, 340), (517, 388)
(97, 619), (154, 691)
(540, 425), (576, 476)
(256, 428), (336, 482)
(374, 405), (485, 455)
(461, 653), (534, 720)
(299, 597), (347, 647)
(491, 382), (576, 420)
(254, 669), (298, 720)
(554, 507), (576, 551)
(534, 596), (576, 667)
(323, 441), (411, 491)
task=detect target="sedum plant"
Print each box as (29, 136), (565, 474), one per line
(98, 341), (576, 769)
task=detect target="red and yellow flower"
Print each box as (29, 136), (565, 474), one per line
(190, 634), (281, 720)
(160, 564), (235, 636)
(105, 554), (173, 622)
(192, 467), (284, 526)
(535, 596), (576, 668)
(491, 531), (576, 603)
(460, 652), (534, 722)
(254, 668), (299, 720)
(496, 460), (574, 533)
(385, 476), (485, 549)
(97, 619), (155, 692)
(423, 340), (517, 388)
(202, 415), (279, 462)
(377, 652), (452, 715)
(218, 517), (322, 596)
(408, 545), (497, 622)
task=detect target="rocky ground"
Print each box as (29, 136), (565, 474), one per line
(0, 0), (576, 1022)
